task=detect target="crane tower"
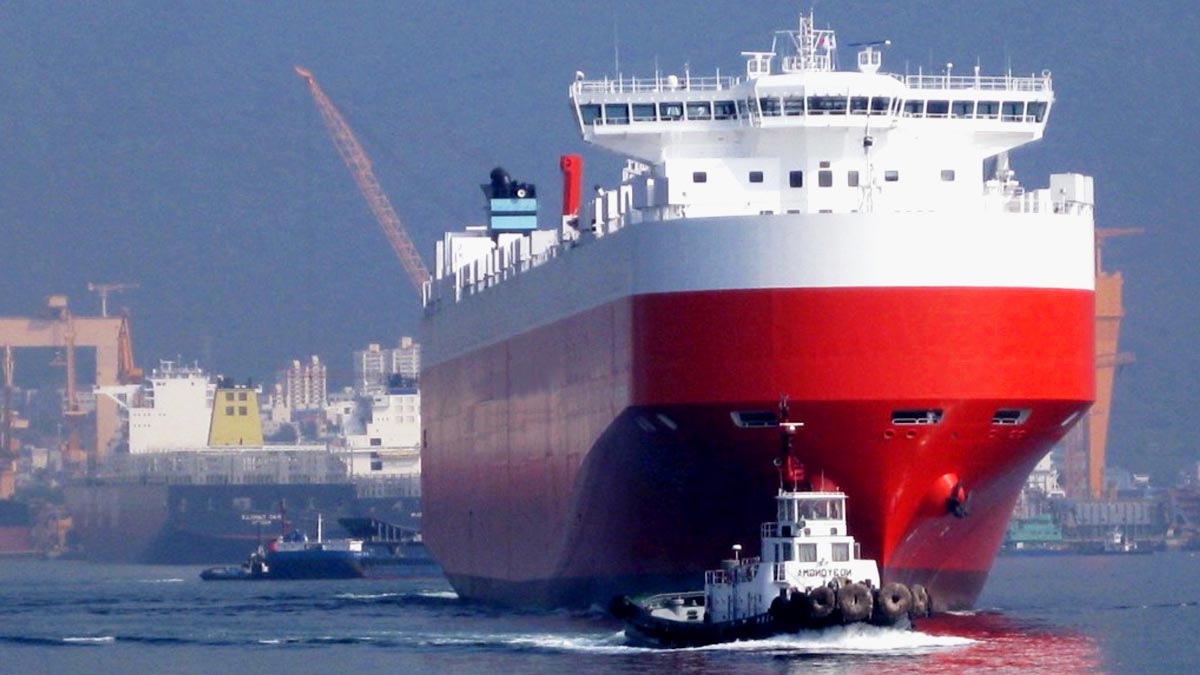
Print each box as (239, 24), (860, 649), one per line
(295, 66), (430, 295)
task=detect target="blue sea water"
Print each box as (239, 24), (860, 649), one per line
(0, 552), (1197, 674)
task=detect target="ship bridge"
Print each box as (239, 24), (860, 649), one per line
(569, 12), (1055, 218)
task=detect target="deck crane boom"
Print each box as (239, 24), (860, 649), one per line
(295, 66), (430, 295)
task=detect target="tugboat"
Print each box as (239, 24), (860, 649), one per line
(611, 403), (930, 647)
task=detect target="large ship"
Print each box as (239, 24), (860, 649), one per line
(64, 362), (423, 563)
(420, 13), (1094, 610)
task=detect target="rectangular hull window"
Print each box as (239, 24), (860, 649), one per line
(891, 409), (944, 425)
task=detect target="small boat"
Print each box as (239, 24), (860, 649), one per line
(611, 414), (929, 647)
(200, 549), (269, 581)
(201, 514), (437, 581)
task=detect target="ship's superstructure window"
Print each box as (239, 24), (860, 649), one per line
(952, 100), (974, 118)
(818, 170), (833, 187)
(927, 100), (950, 117)
(903, 99), (924, 116)
(759, 97), (781, 116)
(884, 170), (899, 182)
(687, 101), (712, 120)
(659, 102), (684, 120)
(808, 95), (847, 114)
(693, 171), (708, 183)
(714, 100), (738, 119)
(604, 103), (629, 124)
(1028, 101), (1048, 122)
(784, 96), (805, 115)
(871, 96), (891, 114)
(579, 104), (601, 125)
(225, 406), (234, 416)
(992, 409), (1032, 426)
(238, 406), (247, 416)
(891, 409), (943, 425)
(632, 103), (656, 121)
(1002, 101), (1025, 121)
(850, 96), (869, 114)
(749, 171), (764, 183)
(789, 170), (804, 188)
(941, 169), (956, 182)
(977, 101), (1000, 119)
(847, 170), (860, 187)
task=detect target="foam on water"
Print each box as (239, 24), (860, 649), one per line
(137, 578), (185, 584)
(63, 636), (116, 644)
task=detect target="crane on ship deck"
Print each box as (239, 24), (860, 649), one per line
(294, 66), (430, 296)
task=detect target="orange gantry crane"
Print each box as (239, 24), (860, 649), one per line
(295, 66), (430, 296)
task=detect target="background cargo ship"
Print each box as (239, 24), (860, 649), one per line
(420, 13), (1094, 609)
(64, 361), (422, 564)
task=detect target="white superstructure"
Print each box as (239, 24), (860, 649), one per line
(96, 361), (215, 453)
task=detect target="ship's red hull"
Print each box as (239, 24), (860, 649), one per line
(422, 286), (1093, 608)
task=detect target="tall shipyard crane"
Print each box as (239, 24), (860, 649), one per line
(295, 66), (430, 295)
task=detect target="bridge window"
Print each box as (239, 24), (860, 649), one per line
(808, 95), (847, 115)
(1002, 101), (1025, 121)
(1028, 101), (1048, 122)
(692, 171), (707, 183)
(847, 170), (860, 187)
(579, 104), (601, 125)
(632, 103), (656, 122)
(748, 171), (764, 183)
(941, 169), (956, 182)
(850, 96), (869, 115)
(604, 103), (629, 125)
(903, 100), (925, 117)
(818, 170), (833, 187)
(736, 100), (750, 118)
(659, 102), (684, 121)
(884, 170), (899, 182)
(951, 100), (974, 118)
(926, 100), (950, 117)
(977, 100), (1000, 119)
(714, 100), (738, 120)
(686, 101), (712, 120)
(871, 96), (892, 114)
(758, 97), (781, 116)
(789, 170), (804, 188)
(783, 96), (805, 116)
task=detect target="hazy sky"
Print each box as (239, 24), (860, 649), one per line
(0, 1), (1196, 479)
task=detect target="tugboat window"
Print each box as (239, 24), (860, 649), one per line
(832, 543), (850, 561)
(798, 543), (817, 562)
